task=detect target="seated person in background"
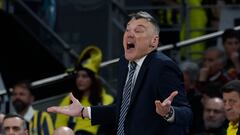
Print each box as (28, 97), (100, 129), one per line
(194, 97), (227, 135)
(179, 61), (203, 134)
(198, 47), (229, 91)
(53, 126), (74, 135)
(55, 46), (114, 135)
(11, 80), (54, 135)
(221, 80), (240, 135)
(222, 29), (240, 80)
(1, 113), (28, 135)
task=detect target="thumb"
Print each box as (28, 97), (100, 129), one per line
(70, 93), (78, 103)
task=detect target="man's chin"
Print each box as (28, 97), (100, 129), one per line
(124, 55), (135, 61)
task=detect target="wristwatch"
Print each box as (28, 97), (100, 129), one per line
(163, 107), (174, 120)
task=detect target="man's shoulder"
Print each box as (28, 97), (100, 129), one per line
(150, 51), (173, 63)
(149, 51), (180, 71)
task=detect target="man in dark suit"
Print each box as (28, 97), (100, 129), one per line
(48, 11), (192, 135)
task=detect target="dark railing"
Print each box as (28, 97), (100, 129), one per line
(8, 0), (79, 68)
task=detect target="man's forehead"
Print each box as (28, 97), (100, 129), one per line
(205, 102), (223, 109)
(226, 37), (240, 41)
(223, 91), (240, 96)
(4, 118), (22, 126)
(13, 87), (30, 94)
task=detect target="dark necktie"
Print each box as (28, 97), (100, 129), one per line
(117, 61), (137, 135)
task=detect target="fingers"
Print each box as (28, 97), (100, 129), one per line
(47, 106), (70, 115)
(155, 100), (171, 108)
(47, 93), (78, 113)
(155, 100), (162, 107)
(155, 100), (170, 116)
(47, 106), (58, 112)
(162, 91), (178, 106)
(70, 93), (78, 102)
(166, 91), (178, 102)
(155, 90), (178, 106)
(154, 90), (178, 116)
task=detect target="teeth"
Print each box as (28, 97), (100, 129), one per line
(127, 43), (135, 49)
(127, 41), (132, 44)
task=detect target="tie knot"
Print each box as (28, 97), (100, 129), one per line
(130, 61), (137, 71)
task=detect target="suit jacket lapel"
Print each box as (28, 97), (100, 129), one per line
(129, 52), (154, 106)
(118, 58), (129, 104)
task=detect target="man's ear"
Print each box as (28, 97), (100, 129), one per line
(151, 35), (159, 49)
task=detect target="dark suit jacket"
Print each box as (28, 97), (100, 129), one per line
(91, 51), (192, 135)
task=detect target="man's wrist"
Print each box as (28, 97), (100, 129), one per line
(82, 106), (91, 119)
(163, 106), (174, 120)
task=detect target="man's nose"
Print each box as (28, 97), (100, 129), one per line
(14, 94), (23, 99)
(224, 105), (232, 112)
(126, 31), (134, 38)
(209, 111), (215, 116)
(8, 128), (15, 135)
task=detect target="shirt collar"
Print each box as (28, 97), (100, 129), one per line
(23, 106), (35, 122)
(129, 55), (147, 68)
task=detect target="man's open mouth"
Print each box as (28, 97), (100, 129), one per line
(127, 42), (135, 49)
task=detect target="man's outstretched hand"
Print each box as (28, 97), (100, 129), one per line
(155, 91), (178, 117)
(47, 93), (83, 117)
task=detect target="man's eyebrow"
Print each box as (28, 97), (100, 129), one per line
(136, 24), (146, 29)
(126, 24), (146, 29)
(3, 126), (20, 128)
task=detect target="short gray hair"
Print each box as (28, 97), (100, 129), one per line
(180, 61), (199, 83)
(204, 47), (226, 64)
(129, 11), (160, 35)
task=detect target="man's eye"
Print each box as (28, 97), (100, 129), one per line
(135, 29), (143, 33)
(13, 127), (21, 131)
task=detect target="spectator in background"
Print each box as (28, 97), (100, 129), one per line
(1, 113), (28, 135)
(179, 61), (203, 134)
(0, 112), (5, 134)
(55, 46), (114, 135)
(222, 29), (240, 80)
(11, 80), (54, 135)
(189, 82), (224, 134)
(194, 97), (227, 135)
(198, 47), (229, 92)
(53, 126), (74, 135)
(222, 80), (240, 135)
(179, 60), (200, 93)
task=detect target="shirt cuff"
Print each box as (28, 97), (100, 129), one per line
(87, 107), (91, 119)
(164, 106), (175, 122)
